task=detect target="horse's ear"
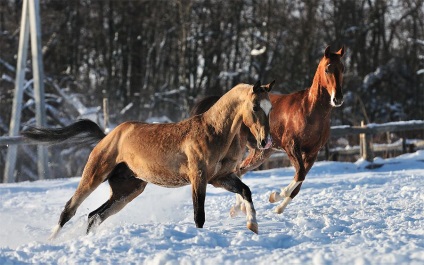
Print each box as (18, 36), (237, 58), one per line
(337, 45), (345, 57)
(324, 45), (331, 58)
(252, 80), (262, 93)
(262, 80), (275, 92)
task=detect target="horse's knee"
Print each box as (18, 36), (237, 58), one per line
(296, 174), (306, 182)
(295, 167), (307, 182)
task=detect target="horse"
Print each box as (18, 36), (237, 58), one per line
(190, 46), (345, 216)
(23, 81), (273, 238)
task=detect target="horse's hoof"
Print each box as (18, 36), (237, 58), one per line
(247, 222), (259, 234)
(269, 191), (279, 203)
(274, 205), (285, 214)
(48, 224), (62, 240)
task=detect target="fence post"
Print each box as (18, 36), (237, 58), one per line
(359, 120), (374, 162)
(103, 98), (109, 133)
(29, 0), (49, 179)
(4, 0), (49, 182)
(4, 0), (30, 183)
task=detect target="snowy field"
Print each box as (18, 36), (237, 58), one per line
(0, 151), (423, 264)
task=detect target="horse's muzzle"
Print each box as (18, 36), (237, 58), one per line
(331, 89), (344, 107)
(332, 97), (344, 107)
(259, 135), (272, 149)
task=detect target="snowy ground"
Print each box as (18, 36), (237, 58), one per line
(0, 151), (423, 264)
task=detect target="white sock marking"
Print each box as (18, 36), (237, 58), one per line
(282, 180), (302, 197)
(244, 200), (257, 225)
(275, 197), (292, 214)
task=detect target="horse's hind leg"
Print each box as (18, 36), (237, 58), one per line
(210, 173), (258, 234)
(49, 154), (115, 239)
(87, 163), (147, 233)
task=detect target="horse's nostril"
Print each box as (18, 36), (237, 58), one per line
(261, 140), (266, 147)
(333, 97), (343, 106)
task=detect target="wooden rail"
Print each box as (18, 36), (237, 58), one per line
(1, 120), (424, 172)
(331, 120), (424, 161)
(0, 136), (30, 145)
(330, 120), (424, 137)
(262, 120), (424, 169)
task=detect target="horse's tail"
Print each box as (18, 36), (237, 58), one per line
(21, 119), (106, 146)
(189, 95), (221, 116)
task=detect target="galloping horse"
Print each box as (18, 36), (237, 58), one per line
(191, 46), (345, 216)
(24, 82), (273, 238)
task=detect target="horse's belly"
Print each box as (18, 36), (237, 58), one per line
(148, 177), (190, 188)
(140, 174), (190, 188)
(133, 168), (190, 188)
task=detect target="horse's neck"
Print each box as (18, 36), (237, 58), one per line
(307, 65), (332, 114)
(202, 91), (244, 140)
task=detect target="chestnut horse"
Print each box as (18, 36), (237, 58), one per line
(191, 46), (345, 216)
(24, 82), (273, 238)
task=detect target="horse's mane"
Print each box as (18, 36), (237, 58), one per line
(190, 95), (221, 116)
(190, 84), (253, 117)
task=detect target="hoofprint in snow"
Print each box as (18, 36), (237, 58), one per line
(0, 151), (423, 264)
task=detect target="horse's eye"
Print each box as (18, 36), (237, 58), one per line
(253, 105), (260, 112)
(325, 63), (331, 74)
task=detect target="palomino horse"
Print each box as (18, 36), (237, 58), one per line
(190, 46), (345, 216)
(23, 82), (273, 238)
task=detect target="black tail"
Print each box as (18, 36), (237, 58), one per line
(21, 119), (106, 146)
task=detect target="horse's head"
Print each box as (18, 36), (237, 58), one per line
(321, 45), (345, 107)
(243, 80), (274, 150)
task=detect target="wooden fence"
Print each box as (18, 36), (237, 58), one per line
(262, 120), (424, 169)
(1, 120), (424, 180)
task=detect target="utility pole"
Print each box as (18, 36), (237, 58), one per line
(4, 0), (49, 183)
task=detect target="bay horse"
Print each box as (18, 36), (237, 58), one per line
(24, 82), (273, 238)
(191, 46), (345, 216)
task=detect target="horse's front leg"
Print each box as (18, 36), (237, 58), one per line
(270, 152), (318, 214)
(229, 194), (247, 218)
(191, 170), (207, 229)
(210, 173), (258, 234)
(269, 141), (306, 214)
(229, 168), (246, 218)
(239, 147), (274, 176)
(231, 147), (273, 217)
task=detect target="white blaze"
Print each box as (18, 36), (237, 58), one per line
(260, 99), (272, 116)
(330, 91), (337, 107)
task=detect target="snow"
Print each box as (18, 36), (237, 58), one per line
(1, 151), (423, 264)
(366, 120), (424, 128)
(251, 46), (266, 56)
